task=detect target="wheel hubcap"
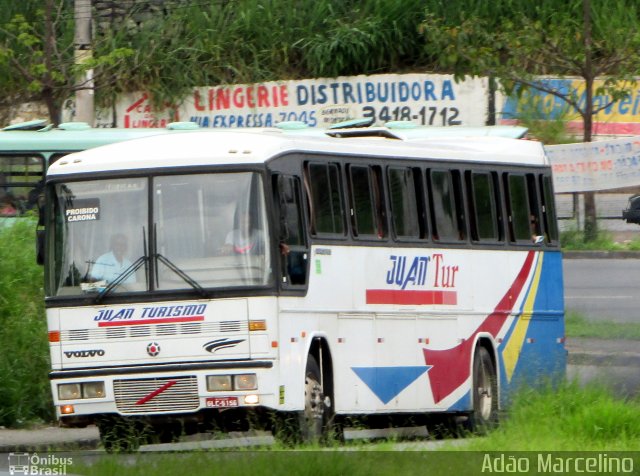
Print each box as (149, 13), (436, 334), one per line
(477, 361), (493, 420)
(305, 375), (324, 422)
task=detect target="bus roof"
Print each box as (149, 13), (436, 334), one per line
(0, 122), (199, 154)
(46, 127), (547, 177)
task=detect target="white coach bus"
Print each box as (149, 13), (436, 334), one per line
(41, 124), (565, 449)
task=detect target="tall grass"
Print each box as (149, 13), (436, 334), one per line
(0, 219), (53, 426)
(464, 381), (640, 451)
(560, 228), (640, 251)
(73, 383), (640, 475)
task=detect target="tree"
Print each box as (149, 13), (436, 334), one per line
(421, 0), (640, 241)
(0, 0), (133, 124)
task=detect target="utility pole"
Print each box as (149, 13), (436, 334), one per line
(74, 0), (94, 125)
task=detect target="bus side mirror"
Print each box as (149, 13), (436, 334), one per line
(36, 229), (45, 265)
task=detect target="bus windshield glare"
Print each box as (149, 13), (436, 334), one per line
(48, 172), (272, 297)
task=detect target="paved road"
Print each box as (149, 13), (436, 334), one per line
(563, 255), (640, 323)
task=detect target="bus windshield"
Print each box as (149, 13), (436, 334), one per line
(48, 171), (272, 297)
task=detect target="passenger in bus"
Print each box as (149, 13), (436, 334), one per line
(220, 209), (264, 255)
(0, 195), (18, 216)
(90, 233), (136, 283)
(530, 214), (544, 243)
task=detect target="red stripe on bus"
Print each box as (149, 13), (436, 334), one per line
(135, 380), (177, 405)
(423, 250), (536, 404)
(97, 316), (205, 327)
(366, 289), (457, 305)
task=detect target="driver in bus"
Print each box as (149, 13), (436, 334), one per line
(90, 233), (136, 284)
(220, 209), (264, 255)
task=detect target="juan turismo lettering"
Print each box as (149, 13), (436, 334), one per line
(386, 255), (430, 290)
(140, 304), (207, 318)
(385, 253), (460, 290)
(92, 304), (207, 322)
(93, 308), (135, 321)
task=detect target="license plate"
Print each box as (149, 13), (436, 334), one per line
(206, 397), (238, 408)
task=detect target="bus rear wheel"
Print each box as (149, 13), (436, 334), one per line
(468, 346), (498, 433)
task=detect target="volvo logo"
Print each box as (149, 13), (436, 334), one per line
(203, 338), (245, 353)
(147, 342), (161, 357)
(64, 349), (105, 358)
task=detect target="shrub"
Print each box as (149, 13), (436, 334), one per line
(0, 219), (53, 426)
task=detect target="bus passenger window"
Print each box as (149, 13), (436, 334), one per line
(468, 171), (501, 242)
(388, 167), (423, 239)
(506, 174), (536, 242)
(306, 163), (345, 236)
(541, 175), (559, 243)
(428, 169), (466, 242)
(348, 165), (386, 239)
(526, 174), (543, 241)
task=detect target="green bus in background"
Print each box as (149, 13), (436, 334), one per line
(0, 120), (199, 218)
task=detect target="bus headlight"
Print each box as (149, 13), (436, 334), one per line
(234, 374), (257, 390)
(58, 382), (105, 400)
(207, 375), (232, 391)
(82, 382), (105, 399)
(58, 383), (81, 400)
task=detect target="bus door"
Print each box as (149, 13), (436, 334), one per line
(274, 175), (309, 287)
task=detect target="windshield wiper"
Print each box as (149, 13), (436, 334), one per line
(155, 253), (208, 298)
(94, 255), (148, 304)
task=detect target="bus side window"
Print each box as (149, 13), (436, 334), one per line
(348, 164), (387, 239)
(467, 171), (502, 242)
(428, 169), (467, 242)
(0, 154), (45, 215)
(526, 173), (543, 241)
(276, 175), (308, 286)
(387, 166), (425, 240)
(540, 174), (559, 244)
(505, 173), (540, 243)
(306, 162), (346, 237)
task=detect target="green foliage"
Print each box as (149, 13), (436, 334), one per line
(420, 0), (640, 143)
(0, 219), (53, 427)
(0, 0), (134, 122)
(73, 385), (640, 472)
(560, 228), (635, 250)
(465, 382), (640, 450)
(509, 91), (575, 144)
(93, 0), (432, 108)
(4, 0), (640, 126)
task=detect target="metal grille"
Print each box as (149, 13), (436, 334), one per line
(61, 321), (244, 341)
(114, 376), (199, 414)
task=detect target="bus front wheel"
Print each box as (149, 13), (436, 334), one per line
(299, 355), (327, 442)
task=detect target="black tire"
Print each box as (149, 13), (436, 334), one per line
(272, 354), (334, 445)
(299, 355), (327, 443)
(468, 346), (498, 433)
